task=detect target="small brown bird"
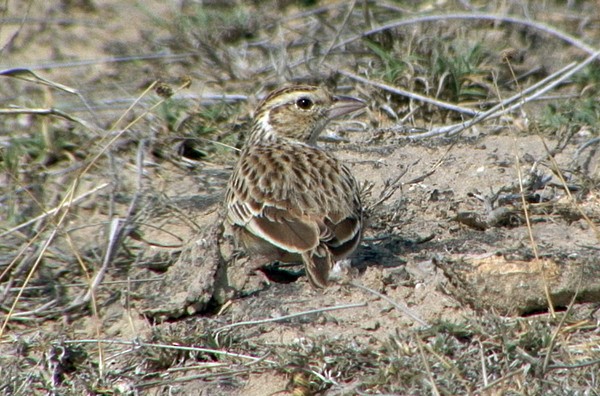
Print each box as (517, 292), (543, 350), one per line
(224, 85), (365, 288)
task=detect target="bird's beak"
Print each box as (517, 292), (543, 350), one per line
(328, 95), (366, 119)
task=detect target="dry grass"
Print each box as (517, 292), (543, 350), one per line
(1, 0), (600, 394)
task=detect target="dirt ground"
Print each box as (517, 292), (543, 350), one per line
(1, 1), (599, 395)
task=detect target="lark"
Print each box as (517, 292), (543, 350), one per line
(224, 85), (365, 288)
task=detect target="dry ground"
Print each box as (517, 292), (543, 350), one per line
(1, 1), (600, 395)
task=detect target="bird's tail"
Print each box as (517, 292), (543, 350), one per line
(302, 246), (332, 288)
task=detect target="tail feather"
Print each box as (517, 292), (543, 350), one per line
(301, 248), (332, 288)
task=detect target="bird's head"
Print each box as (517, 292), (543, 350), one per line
(250, 85), (365, 145)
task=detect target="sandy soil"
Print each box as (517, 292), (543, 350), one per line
(1, 1), (599, 395)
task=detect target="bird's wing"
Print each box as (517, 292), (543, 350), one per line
(226, 143), (361, 255)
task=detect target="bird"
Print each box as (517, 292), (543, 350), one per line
(224, 84), (365, 288)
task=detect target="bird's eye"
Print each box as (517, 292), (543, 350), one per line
(296, 97), (313, 110)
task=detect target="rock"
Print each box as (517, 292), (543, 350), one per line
(439, 253), (600, 315)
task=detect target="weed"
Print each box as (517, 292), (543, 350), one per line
(364, 40), (410, 85)
(431, 41), (490, 102)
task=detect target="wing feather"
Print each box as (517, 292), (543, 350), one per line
(226, 141), (362, 261)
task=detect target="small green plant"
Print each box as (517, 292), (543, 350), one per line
(156, 98), (242, 162)
(365, 40), (410, 84)
(156, 98), (190, 132)
(540, 97), (600, 134)
(431, 41), (489, 102)
(572, 63), (600, 90)
(365, 32), (490, 104)
(175, 5), (256, 44)
(0, 125), (80, 227)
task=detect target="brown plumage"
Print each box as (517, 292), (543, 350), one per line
(224, 85), (365, 288)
